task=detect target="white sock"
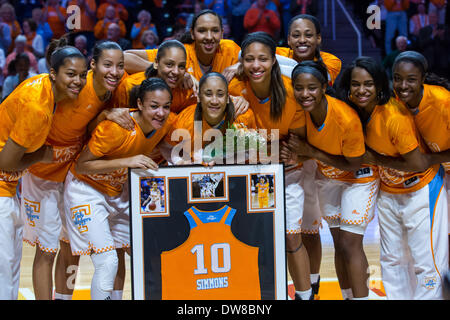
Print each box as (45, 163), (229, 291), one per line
(54, 292), (72, 300)
(111, 290), (123, 300)
(341, 288), (353, 300)
(310, 273), (320, 284)
(353, 296), (369, 300)
(296, 288), (312, 300)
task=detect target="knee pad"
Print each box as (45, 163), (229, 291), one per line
(91, 250), (118, 294)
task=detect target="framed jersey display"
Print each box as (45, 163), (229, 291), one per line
(129, 164), (287, 300)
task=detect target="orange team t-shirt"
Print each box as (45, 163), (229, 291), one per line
(71, 112), (176, 197)
(275, 48), (341, 85)
(305, 94), (378, 183)
(409, 84), (450, 173)
(46, 6), (67, 39)
(166, 104), (256, 159)
(28, 71), (106, 183)
(111, 71), (196, 113)
(161, 205), (261, 300)
(365, 98), (439, 194)
(228, 75), (305, 141)
(0, 74), (55, 196)
(145, 39), (241, 81)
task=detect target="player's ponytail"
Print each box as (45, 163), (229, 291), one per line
(129, 77), (173, 109)
(46, 36), (85, 73)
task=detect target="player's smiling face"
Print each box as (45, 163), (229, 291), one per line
(199, 76), (229, 127)
(293, 72), (326, 112)
(91, 49), (124, 92)
(349, 67), (378, 110)
(191, 13), (223, 62)
(138, 89), (171, 130)
(393, 61), (424, 108)
(242, 42), (275, 85)
(287, 18), (321, 62)
(154, 47), (186, 89)
(52, 57), (87, 101)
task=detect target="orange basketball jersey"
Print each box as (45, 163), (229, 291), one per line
(28, 71), (107, 183)
(111, 71), (196, 113)
(71, 111), (176, 196)
(184, 39), (241, 80)
(305, 95), (377, 183)
(275, 48), (342, 85)
(145, 40), (241, 81)
(365, 98), (439, 194)
(410, 84), (450, 173)
(0, 74), (55, 196)
(166, 104), (257, 156)
(161, 205), (261, 300)
(228, 75), (305, 141)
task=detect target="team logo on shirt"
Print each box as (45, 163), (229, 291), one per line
(23, 198), (40, 227)
(423, 276), (437, 290)
(71, 205), (92, 233)
(355, 167), (373, 179)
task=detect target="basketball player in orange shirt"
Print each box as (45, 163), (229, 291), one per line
(64, 78), (175, 300)
(228, 32), (313, 300)
(276, 14), (342, 295)
(112, 39), (196, 114)
(392, 51), (450, 266)
(124, 10), (240, 82)
(337, 56), (448, 299)
(0, 45), (87, 300)
(123, 10), (249, 115)
(282, 61), (379, 300)
(20, 40), (134, 300)
(168, 72), (256, 165)
(277, 14), (341, 86)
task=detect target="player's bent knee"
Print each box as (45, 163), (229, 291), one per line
(91, 250), (119, 292)
(286, 233), (303, 253)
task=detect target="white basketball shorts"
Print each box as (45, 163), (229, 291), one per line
(315, 172), (379, 235)
(63, 171), (130, 255)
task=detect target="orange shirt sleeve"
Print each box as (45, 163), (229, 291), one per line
(342, 116), (365, 158)
(320, 52), (342, 85)
(219, 39), (241, 70)
(165, 106), (194, 146)
(10, 102), (51, 149)
(387, 113), (419, 155)
(235, 108), (257, 129)
(145, 48), (158, 62)
(275, 47), (293, 59)
(88, 121), (127, 157)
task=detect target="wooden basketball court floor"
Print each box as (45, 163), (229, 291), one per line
(17, 215), (384, 300)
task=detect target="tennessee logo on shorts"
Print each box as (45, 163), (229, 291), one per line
(71, 205), (92, 234)
(23, 198), (40, 227)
